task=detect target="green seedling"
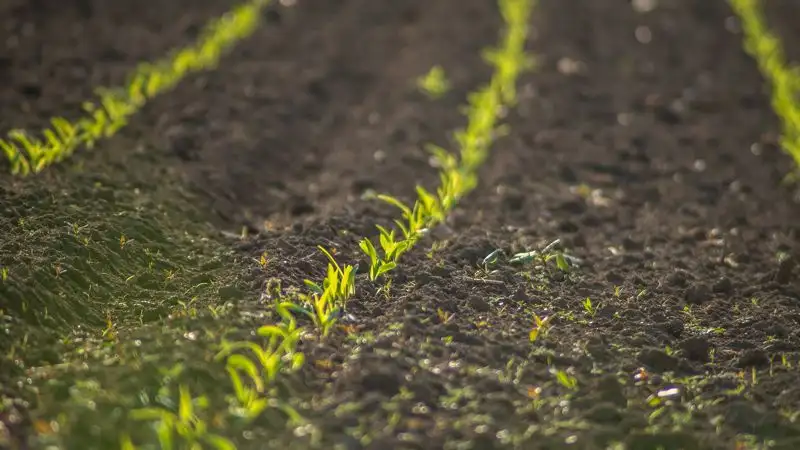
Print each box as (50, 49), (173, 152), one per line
(510, 239), (579, 273)
(417, 65), (451, 99)
(426, 240), (449, 259)
(437, 308), (455, 324)
(359, 0), (533, 287)
(582, 297), (597, 318)
(0, 139), (30, 175)
(552, 368), (578, 391)
(529, 312), (552, 343)
(225, 355), (271, 421)
(359, 234), (399, 281)
(130, 384), (236, 450)
(215, 319), (304, 387)
(257, 251), (268, 269)
(297, 246), (357, 335)
(214, 314), (305, 426)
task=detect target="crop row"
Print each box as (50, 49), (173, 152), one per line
(0, 0), (271, 176)
(121, 0), (536, 447)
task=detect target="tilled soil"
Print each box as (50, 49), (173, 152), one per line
(3, 0), (800, 449)
(0, 0), (239, 132)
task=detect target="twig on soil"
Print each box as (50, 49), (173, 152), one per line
(458, 276), (506, 286)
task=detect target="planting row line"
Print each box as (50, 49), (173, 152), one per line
(729, 0), (800, 181)
(0, 0), (272, 176)
(122, 0), (536, 447)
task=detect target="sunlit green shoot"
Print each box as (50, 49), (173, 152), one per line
(360, 0), (534, 285)
(529, 312), (552, 343)
(130, 385), (236, 450)
(417, 65), (451, 99)
(552, 369), (578, 391)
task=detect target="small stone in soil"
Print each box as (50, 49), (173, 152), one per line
(468, 295), (491, 312)
(637, 348), (679, 372)
(775, 256), (795, 284)
(512, 286), (530, 302)
(605, 270), (625, 285)
(665, 270), (691, 288)
(360, 371), (402, 396)
(712, 277), (733, 293)
(414, 272), (435, 286)
(684, 283), (710, 305)
(679, 336), (711, 362)
(735, 349), (769, 368)
(661, 319), (685, 338)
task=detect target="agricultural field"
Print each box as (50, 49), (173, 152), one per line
(2, 0), (800, 448)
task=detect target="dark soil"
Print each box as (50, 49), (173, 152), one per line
(3, 0), (800, 449)
(0, 0), (240, 132)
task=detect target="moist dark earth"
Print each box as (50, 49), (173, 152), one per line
(2, 0), (800, 449)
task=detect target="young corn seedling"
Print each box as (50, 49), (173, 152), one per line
(417, 65), (451, 99)
(6, 130), (49, 173)
(225, 354), (279, 422)
(529, 312), (552, 343)
(130, 384), (236, 450)
(552, 368), (578, 391)
(215, 311), (304, 389)
(582, 297), (597, 318)
(300, 246), (356, 335)
(0, 139), (30, 175)
(359, 191), (443, 280)
(509, 239), (579, 273)
(358, 0), (533, 285)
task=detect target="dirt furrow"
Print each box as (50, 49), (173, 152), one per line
(0, 0), (238, 133)
(1, 1), (518, 448)
(763, 0), (800, 64)
(110, 0), (502, 231)
(6, 0), (800, 448)
(244, 0), (800, 448)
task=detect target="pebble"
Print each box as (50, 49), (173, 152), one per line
(712, 277), (733, 293)
(360, 371), (402, 396)
(414, 272), (435, 287)
(662, 319), (685, 338)
(735, 349), (769, 368)
(637, 348), (678, 371)
(512, 286), (530, 303)
(679, 336), (711, 362)
(684, 283), (710, 305)
(605, 270), (625, 285)
(468, 295), (491, 312)
(665, 270), (690, 288)
(775, 256), (795, 284)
